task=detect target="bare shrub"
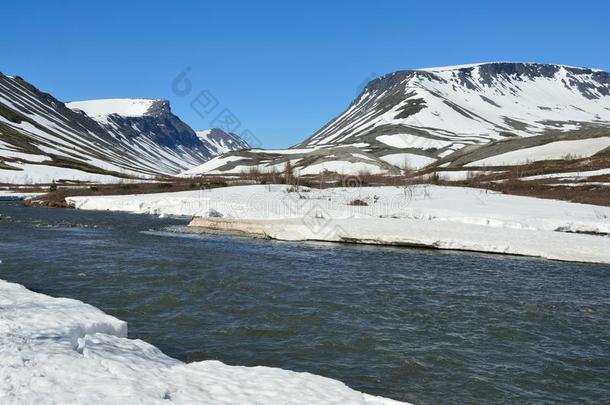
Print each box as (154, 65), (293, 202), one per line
(284, 161), (294, 185)
(348, 199), (369, 206)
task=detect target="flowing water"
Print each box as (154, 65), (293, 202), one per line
(1, 200), (609, 404)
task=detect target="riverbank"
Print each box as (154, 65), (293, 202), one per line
(0, 278), (403, 404)
(186, 216), (610, 264)
(66, 184), (610, 264)
(0, 190), (43, 201)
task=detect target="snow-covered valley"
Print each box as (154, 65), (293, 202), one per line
(6, 0), (610, 401)
(3, 61), (610, 403)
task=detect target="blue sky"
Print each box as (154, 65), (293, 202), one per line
(2, 0), (609, 148)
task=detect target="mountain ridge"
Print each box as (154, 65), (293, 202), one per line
(184, 62), (610, 177)
(2, 63), (609, 183)
(0, 77), (248, 183)
(299, 62), (610, 150)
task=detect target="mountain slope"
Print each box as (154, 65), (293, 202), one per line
(184, 62), (610, 177)
(299, 63), (610, 155)
(0, 73), (246, 184)
(65, 98), (215, 172)
(195, 129), (250, 156)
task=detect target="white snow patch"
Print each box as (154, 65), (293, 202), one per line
(181, 155), (245, 176)
(379, 153), (436, 170)
(0, 190), (42, 199)
(298, 161), (385, 176)
(521, 168), (610, 181)
(377, 134), (450, 149)
(0, 164), (130, 184)
(66, 99), (159, 118)
(435, 170), (492, 181)
(467, 137), (610, 167)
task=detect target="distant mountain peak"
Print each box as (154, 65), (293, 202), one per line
(196, 128), (250, 156)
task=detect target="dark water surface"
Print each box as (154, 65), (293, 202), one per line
(1, 201), (609, 404)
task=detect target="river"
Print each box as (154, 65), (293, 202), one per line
(1, 200), (608, 404)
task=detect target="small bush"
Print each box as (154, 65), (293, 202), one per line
(349, 199), (369, 206)
(562, 153), (579, 161)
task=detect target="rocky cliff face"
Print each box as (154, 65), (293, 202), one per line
(68, 99), (217, 173)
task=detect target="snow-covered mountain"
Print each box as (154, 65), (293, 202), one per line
(299, 62), (610, 153)
(3, 64), (608, 183)
(65, 98), (215, 171)
(195, 128), (249, 156)
(0, 73), (247, 183)
(184, 62), (610, 177)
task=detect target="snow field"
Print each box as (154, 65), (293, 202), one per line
(67, 185), (610, 264)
